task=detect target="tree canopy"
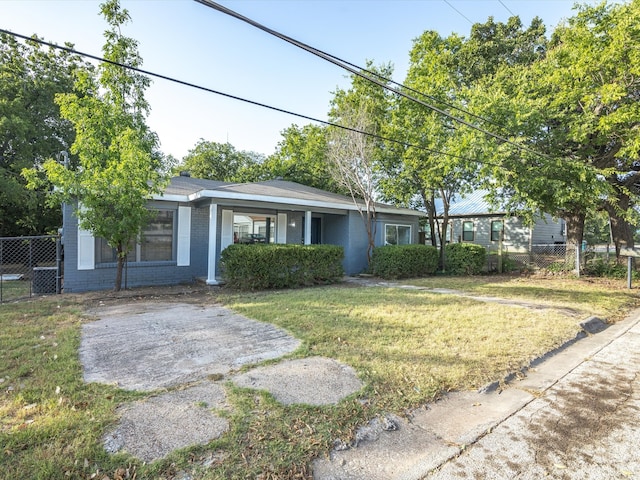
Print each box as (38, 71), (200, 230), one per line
(0, 32), (90, 236)
(471, 0), (640, 251)
(25, 0), (166, 291)
(176, 139), (263, 182)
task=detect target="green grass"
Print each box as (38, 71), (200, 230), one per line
(404, 275), (640, 320)
(1, 275), (638, 479)
(0, 279), (31, 302)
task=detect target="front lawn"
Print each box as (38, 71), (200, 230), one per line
(1, 275), (637, 479)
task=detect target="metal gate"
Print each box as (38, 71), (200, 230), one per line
(0, 235), (62, 304)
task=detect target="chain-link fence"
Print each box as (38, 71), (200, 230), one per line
(0, 235), (62, 304)
(489, 243), (627, 275)
(503, 244), (578, 272)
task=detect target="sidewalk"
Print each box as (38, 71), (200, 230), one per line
(312, 308), (640, 479)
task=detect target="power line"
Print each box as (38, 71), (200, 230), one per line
(194, 0), (552, 162)
(498, 0), (516, 17)
(443, 0), (473, 24)
(0, 28), (489, 167)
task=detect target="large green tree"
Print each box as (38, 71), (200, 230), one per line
(25, 0), (166, 291)
(0, 33), (89, 236)
(381, 16), (547, 263)
(472, 0), (640, 255)
(381, 31), (475, 257)
(252, 124), (345, 193)
(176, 139), (263, 182)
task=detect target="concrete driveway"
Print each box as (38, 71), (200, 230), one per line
(80, 302), (301, 391)
(79, 301), (364, 462)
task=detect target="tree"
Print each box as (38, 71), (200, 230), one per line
(176, 139), (263, 181)
(380, 17), (546, 265)
(380, 31), (478, 263)
(250, 124), (346, 193)
(472, 1), (640, 257)
(328, 62), (394, 264)
(327, 103), (380, 263)
(0, 32), (90, 236)
(25, 0), (165, 291)
(457, 15), (548, 83)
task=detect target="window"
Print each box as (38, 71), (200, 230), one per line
(233, 214), (275, 244)
(97, 210), (175, 263)
(491, 220), (504, 242)
(462, 221), (474, 241)
(385, 224), (411, 245)
(141, 210), (174, 261)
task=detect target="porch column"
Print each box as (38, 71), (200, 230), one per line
(207, 203), (219, 285)
(304, 210), (312, 245)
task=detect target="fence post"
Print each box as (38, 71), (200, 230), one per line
(56, 236), (62, 294)
(498, 235), (503, 274)
(575, 244), (580, 278)
(628, 256), (633, 290)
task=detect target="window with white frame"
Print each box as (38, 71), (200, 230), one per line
(97, 210), (175, 263)
(462, 221), (474, 241)
(233, 214), (275, 244)
(385, 224), (411, 245)
(491, 220), (504, 242)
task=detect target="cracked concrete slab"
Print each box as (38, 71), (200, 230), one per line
(103, 382), (229, 462)
(80, 302), (301, 391)
(232, 357), (364, 405)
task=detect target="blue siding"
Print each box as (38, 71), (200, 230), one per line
(63, 200), (422, 290)
(62, 203), (201, 292)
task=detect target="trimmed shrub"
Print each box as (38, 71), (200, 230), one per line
(370, 244), (439, 279)
(220, 244), (344, 290)
(444, 243), (486, 275)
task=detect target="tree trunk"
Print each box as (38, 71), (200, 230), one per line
(604, 193), (634, 257)
(419, 187), (438, 247)
(114, 243), (124, 292)
(563, 209), (586, 265)
(438, 187), (451, 271)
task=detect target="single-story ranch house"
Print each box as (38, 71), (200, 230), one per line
(62, 175), (423, 292)
(434, 190), (567, 251)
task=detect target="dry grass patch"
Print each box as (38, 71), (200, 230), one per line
(222, 286), (581, 410)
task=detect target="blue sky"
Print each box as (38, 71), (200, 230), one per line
(2, 0), (597, 161)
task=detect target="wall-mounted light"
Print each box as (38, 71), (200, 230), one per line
(288, 220), (296, 228)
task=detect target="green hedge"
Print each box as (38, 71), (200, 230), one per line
(220, 244), (344, 290)
(444, 243), (486, 275)
(370, 244), (439, 279)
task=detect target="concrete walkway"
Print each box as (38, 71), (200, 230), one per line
(312, 309), (640, 479)
(81, 302), (302, 391)
(80, 301), (364, 462)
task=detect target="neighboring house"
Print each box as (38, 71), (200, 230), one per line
(433, 190), (566, 252)
(62, 175), (422, 292)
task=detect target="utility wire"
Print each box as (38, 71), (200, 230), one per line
(190, 3), (506, 132)
(194, 0), (551, 161)
(498, 0), (516, 17)
(0, 28), (491, 167)
(443, 0), (473, 24)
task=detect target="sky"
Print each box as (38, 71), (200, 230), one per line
(1, 0), (602, 162)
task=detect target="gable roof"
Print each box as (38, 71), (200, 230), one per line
(436, 190), (507, 217)
(158, 176), (421, 217)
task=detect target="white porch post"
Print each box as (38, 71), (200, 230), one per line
(304, 210), (312, 245)
(207, 203), (219, 285)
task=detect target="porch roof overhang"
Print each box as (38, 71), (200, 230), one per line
(154, 177), (422, 218)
